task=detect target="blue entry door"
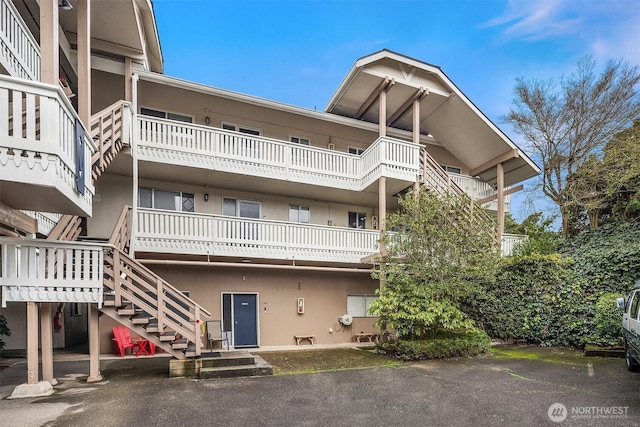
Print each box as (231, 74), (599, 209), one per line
(233, 294), (258, 347)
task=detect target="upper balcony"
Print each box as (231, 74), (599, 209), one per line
(0, 0), (40, 81)
(136, 115), (421, 199)
(0, 75), (96, 216)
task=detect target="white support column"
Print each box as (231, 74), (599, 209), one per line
(497, 162), (505, 241)
(77, 0), (91, 126)
(378, 176), (387, 296)
(131, 74), (139, 258)
(26, 302), (39, 384)
(40, 303), (54, 382)
(40, 0), (59, 84)
(379, 89), (387, 137)
(87, 303), (102, 382)
(413, 97), (421, 144)
(124, 57), (133, 102)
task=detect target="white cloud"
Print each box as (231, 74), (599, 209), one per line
(482, 0), (640, 64)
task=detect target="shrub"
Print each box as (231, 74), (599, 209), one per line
(593, 293), (624, 346)
(0, 314), (10, 352)
(376, 328), (490, 361)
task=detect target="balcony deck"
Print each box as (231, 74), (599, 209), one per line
(0, 75), (95, 216)
(0, 0), (40, 81)
(136, 116), (420, 195)
(0, 237), (104, 306)
(135, 208), (380, 264)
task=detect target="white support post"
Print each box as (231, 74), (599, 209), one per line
(40, 303), (54, 382)
(77, 0), (91, 126)
(26, 302), (39, 384)
(40, 0), (59, 85)
(413, 97), (421, 144)
(379, 89), (387, 137)
(497, 162), (505, 242)
(87, 303), (102, 382)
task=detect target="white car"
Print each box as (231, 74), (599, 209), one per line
(617, 281), (640, 372)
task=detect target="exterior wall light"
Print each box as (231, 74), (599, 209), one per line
(59, 0), (73, 11)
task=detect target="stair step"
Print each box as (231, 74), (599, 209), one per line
(117, 305), (136, 316)
(131, 313), (152, 325)
(103, 295), (116, 307)
(172, 338), (188, 349)
(199, 364), (272, 379)
(159, 331), (177, 342)
(200, 354), (255, 368)
(145, 320), (164, 333)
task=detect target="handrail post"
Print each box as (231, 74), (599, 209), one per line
(195, 305), (202, 357)
(113, 249), (122, 307)
(156, 277), (165, 334)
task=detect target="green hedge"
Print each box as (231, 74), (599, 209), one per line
(376, 329), (491, 361)
(461, 220), (640, 347)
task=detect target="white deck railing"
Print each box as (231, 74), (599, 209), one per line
(136, 116), (420, 190)
(20, 211), (62, 236)
(501, 233), (527, 256)
(447, 172), (511, 212)
(0, 75), (96, 215)
(0, 0), (40, 81)
(135, 208), (380, 263)
(0, 237), (104, 306)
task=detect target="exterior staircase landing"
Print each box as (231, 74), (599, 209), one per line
(169, 351), (273, 379)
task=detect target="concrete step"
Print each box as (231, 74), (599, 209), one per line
(199, 364), (272, 379)
(200, 354), (256, 369)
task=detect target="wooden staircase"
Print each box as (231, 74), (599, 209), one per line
(42, 100), (212, 359)
(418, 148), (498, 242)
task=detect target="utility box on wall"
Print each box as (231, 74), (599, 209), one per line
(297, 298), (304, 314)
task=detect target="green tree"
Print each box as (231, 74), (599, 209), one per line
(603, 119), (640, 220)
(369, 188), (499, 339)
(508, 212), (560, 256)
(503, 56), (640, 237)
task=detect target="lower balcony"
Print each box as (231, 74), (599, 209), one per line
(0, 75), (95, 216)
(0, 237), (104, 306)
(134, 208), (380, 264)
(134, 208), (522, 263)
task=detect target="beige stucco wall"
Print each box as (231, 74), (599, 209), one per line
(1, 303), (66, 350)
(98, 266), (380, 352)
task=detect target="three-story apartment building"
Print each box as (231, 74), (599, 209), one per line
(0, 0), (537, 391)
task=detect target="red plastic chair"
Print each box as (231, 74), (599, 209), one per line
(112, 326), (140, 357)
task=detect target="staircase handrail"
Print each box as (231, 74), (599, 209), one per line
(103, 245), (211, 356)
(90, 100), (131, 180)
(108, 205), (132, 252)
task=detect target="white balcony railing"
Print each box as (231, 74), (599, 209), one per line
(0, 75), (96, 215)
(0, 0), (40, 81)
(136, 116), (420, 191)
(501, 233), (527, 256)
(135, 208), (380, 263)
(448, 172), (511, 212)
(20, 211), (62, 236)
(0, 237), (104, 306)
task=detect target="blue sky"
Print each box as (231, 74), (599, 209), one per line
(152, 0), (640, 224)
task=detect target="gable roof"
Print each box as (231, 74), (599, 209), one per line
(325, 49), (539, 186)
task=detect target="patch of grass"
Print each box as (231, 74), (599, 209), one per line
(490, 345), (589, 365)
(256, 348), (402, 375)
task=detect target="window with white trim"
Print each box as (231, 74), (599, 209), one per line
(347, 295), (379, 317)
(222, 197), (261, 218)
(349, 211), (366, 229)
(441, 165), (462, 175)
(140, 107), (193, 123)
(289, 205), (310, 223)
(291, 136), (310, 145)
(348, 147), (365, 155)
(221, 122), (261, 136)
(138, 188), (195, 212)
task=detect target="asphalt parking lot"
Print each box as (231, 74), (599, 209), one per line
(0, 347), (638, 427)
